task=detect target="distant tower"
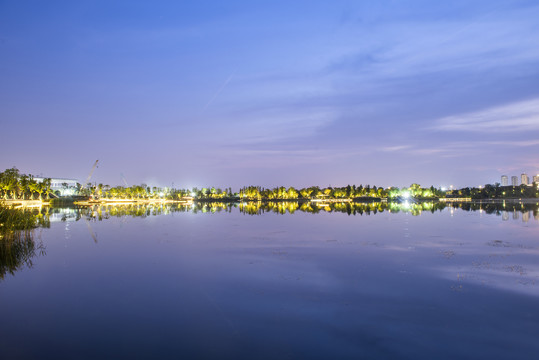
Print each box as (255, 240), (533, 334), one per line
(501, 175), (508, 186)
(511, 176), (518, 186)
(521, 173), (529, 185)
(533, 174), (539, 184)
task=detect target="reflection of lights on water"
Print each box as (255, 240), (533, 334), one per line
(403, 200), (410, 208)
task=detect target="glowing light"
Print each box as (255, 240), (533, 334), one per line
(402, 192), (410, 199)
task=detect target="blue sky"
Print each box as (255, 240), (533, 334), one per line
(1, 0), (539, 189)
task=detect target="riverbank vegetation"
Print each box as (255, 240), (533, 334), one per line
(3, 166), (538, 203)
(238, 183), (445, 201)
(447, 183), (539, 199)
(0, 167), (53, 200)
(76, 182), (445, 202)
(90, 181), (536, 202)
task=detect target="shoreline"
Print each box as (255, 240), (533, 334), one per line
(2, 197), (539, 207)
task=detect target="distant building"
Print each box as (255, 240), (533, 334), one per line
(533, 174), (539, 184)
(34, 177), (79, 196)
(521, 173), (529, 186)
(511, 176), (518, 186)
(501, 175), (508, 186)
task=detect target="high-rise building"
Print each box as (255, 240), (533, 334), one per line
(521, 173), (529, 185)
(511, 176), (518, 186)
(533, 174), (539, 184)
(501, 175), (508, 186)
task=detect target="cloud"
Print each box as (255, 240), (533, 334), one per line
(431, 98), (539, 132)
(485, 139), (539, 147)
(328, 3), (539, 80)
(380, 145), (412, 152)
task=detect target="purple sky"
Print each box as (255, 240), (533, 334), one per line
(1, 0), (539, 190)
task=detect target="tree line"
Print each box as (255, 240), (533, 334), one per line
(79, 183), (444, 201)
(447, 183), (539, 199)
(81, 184), (235, 200)
(11, 166), (538, 202)
(0, 167), (447, 201)
(238, 183), (444, 201)
(0, 168), (52, 200)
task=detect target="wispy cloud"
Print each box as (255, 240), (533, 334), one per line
(380, 145), (412, 152)
(328, 4), (539, 79)
(485, 139), (539, 147)
(376, 141), (500, 158)
(431, 98), (539, 132)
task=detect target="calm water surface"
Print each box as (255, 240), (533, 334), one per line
(1, 202), (538, 359)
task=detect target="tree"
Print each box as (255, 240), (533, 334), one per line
(4, 168), (21, 199)
(300, 188), (312, 199)
(287, 187), (298, 199)
(28, 176), (40, 200)
(61, 182), (69, 196)
(19, 174), (30, 200)
(43, 178), (52, 199)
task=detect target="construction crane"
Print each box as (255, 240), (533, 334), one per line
(120, 173), (129, 187)
(79, 160), (99, 199)
(85, 160), (99, 186)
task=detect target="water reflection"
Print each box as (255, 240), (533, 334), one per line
(43, 201), (539, 221)
(2, 201), (538, 280)
(0, 230), (45, 280)
(239, 200), (449, 215)
(4, 201), (539, 227)
(0, 207), (47, 280)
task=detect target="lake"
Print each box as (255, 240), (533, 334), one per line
(1, 201), (538, 359)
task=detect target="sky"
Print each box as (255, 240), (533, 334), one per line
(1, 0), (539, 190)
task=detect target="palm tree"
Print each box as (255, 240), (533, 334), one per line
(27, 176), (40, 200)
(36, 181), (46, 200)
(42, 178), (52, 199)
(19, 175), (30, 200)
(7, 177), (20, 199)
(1, 167), (20, 199)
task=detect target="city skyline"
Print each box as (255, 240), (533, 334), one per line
(2, 1), (539, 189)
